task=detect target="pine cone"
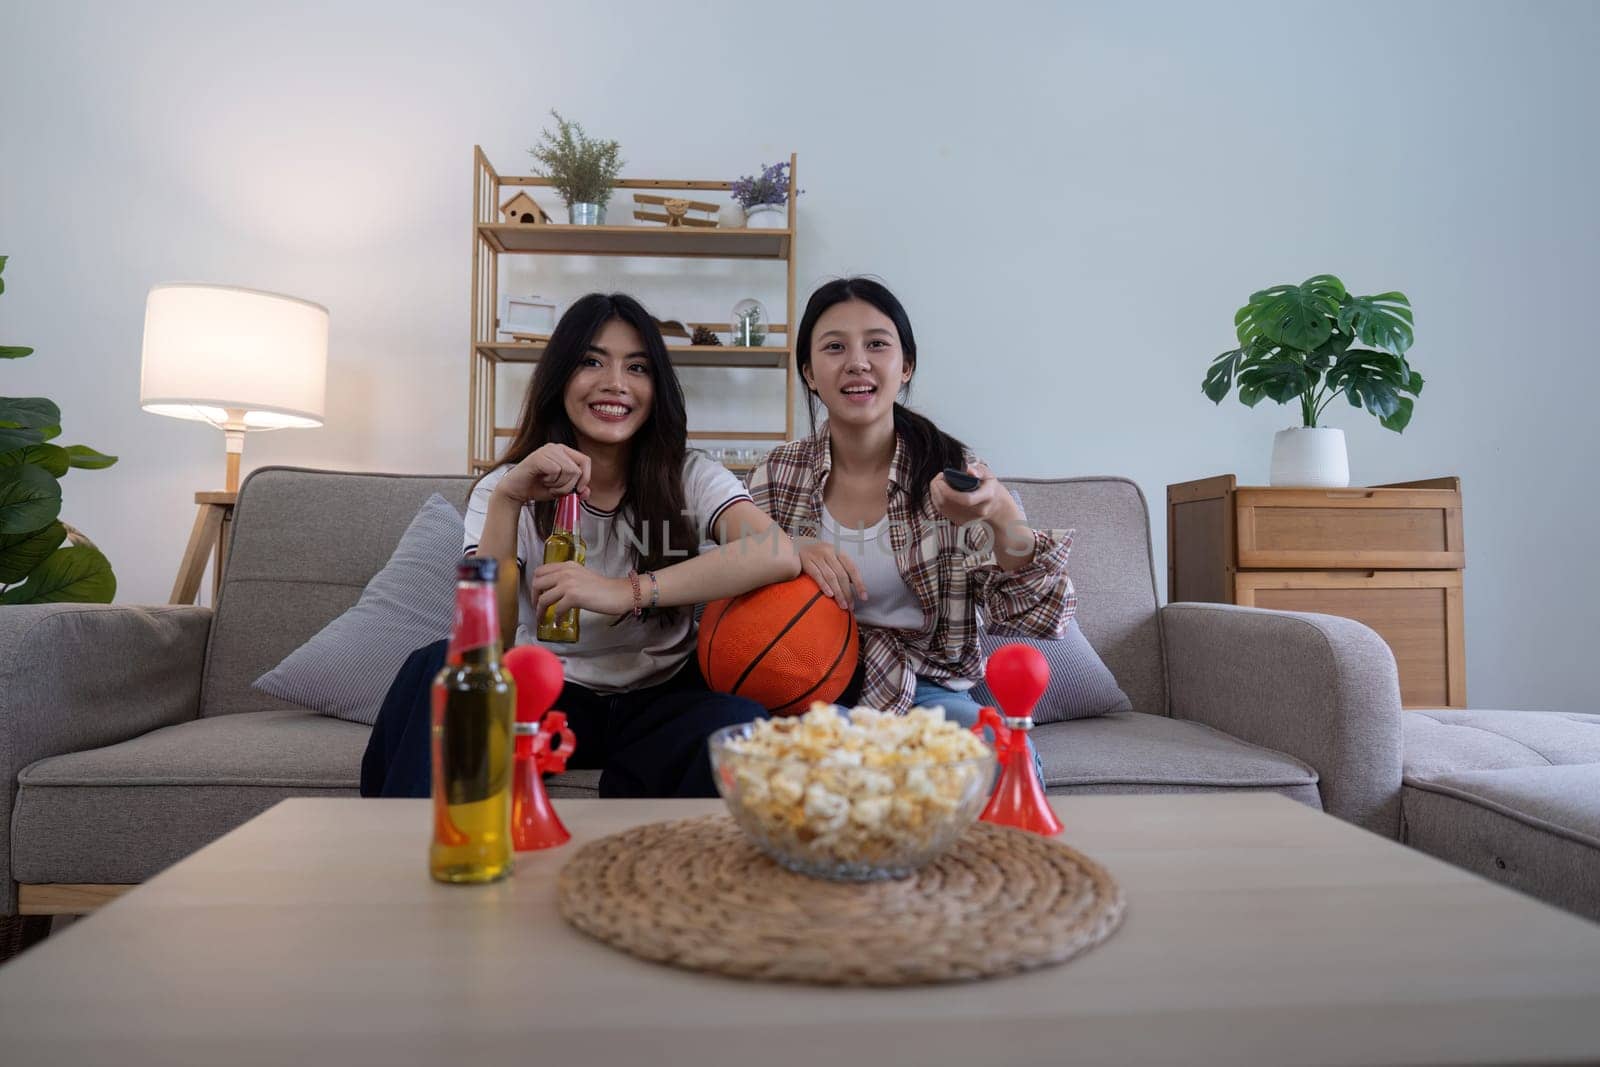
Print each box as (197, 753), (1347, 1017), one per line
(691, 326), (722, 346)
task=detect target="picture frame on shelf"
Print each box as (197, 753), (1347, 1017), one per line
(497, 294), (557, 340)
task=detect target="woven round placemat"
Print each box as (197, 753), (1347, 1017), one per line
(557, 814), (1125, 986)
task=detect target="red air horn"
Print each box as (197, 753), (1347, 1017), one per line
(503, 645), (575, 851)
(972, 643), (1062, 836)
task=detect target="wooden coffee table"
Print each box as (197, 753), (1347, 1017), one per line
(2, 794), (1599, 1065)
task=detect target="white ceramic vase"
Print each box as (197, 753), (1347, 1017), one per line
(718, 203), (746, 229)
(1269, 427), (1349, 487)
(743, 203), (785, 229)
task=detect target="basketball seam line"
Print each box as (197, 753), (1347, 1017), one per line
(729, 589), (826, 698)
(704, 598), (731, 690)
(774, 610), (857, 715)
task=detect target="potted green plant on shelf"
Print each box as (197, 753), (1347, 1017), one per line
(731, 161), (798, 229)
(528, 110), (624, 225)
(1201, 274), (1423, 487)
(0, 256), (119, 604)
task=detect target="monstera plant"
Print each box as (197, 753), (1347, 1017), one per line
(1201, 274), (1423, 486)
(1202, 274), (1422, 431)
(0, 257), (119, 604)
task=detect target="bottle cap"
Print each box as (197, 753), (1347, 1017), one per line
(457, 556), (498, 583)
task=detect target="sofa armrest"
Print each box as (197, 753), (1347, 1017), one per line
(0, 604), (212, 913)
(1161, 602), (1403, 837)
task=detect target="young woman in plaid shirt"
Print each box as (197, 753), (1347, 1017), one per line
(748, 278), (1075, 725)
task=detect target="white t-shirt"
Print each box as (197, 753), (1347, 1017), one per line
(819, 501), (975, 693)
(464, 451), (751, 693)
(820, 503), (924, 631)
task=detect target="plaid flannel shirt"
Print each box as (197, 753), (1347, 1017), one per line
(747, 424), (1076, 714)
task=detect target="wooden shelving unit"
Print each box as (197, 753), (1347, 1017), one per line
(469, 147), (799, 474)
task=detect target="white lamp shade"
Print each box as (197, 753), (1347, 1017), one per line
(140, 284), (328, 429)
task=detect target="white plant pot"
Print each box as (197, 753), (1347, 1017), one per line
(1269, 427), (1349, 487)
(718, 203), (746, 229)
(743, 203), (785, 229)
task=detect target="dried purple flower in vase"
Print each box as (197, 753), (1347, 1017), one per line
(731, 161), (804, 210)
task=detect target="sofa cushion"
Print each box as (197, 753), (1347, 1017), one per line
(1403, 765), (1600, 923)
(252, 493), (464, 726)
(545, 768), (601, 798)
(1400, 707), (1600, 922)
(1033, 710), (1320, 805)
(973, 618), (1132, 722)
(1403, 708), (1600, 780)
(201, 468), (474, 717)
(12, 709), (366, 884)
(1002, 477), (1165, 714)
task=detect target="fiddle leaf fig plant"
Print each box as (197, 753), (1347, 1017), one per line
(1203, 274), (1423, 432)
(0, 256), (119, 604)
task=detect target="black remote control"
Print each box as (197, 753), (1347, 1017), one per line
(941, 467), (981, 492)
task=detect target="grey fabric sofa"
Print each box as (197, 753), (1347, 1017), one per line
(1401, 709), (1600, 922)
(0, 466), (1406, 920)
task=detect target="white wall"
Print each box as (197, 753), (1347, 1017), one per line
(2, 1), (1596, 711)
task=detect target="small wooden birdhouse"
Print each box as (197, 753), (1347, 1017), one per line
(500, 192), (551, 225)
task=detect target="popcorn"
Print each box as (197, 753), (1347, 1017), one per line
(716, 703), (994, 872)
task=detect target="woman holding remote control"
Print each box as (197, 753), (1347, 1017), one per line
(748, 277), (1075, 725)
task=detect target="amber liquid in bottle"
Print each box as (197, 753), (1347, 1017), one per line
(536, 493), (585, 644)
(430, 557), (514, 884)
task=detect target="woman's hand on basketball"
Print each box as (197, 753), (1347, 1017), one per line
(530, 563), (631, 621)
(798, 542), (867, 611)
(495, 444), (591, 505)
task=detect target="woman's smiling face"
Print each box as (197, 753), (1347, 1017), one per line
(803, 298), (911, 428)
(563, 317), (655, 450)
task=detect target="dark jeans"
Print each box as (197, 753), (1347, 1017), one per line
(359, 641), (767, 799)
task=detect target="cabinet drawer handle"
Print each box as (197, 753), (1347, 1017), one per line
(1325, 491), (1376, 499)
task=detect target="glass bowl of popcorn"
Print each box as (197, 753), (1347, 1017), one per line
(708, 705), (997, 881)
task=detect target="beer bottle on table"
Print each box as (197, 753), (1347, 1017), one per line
(430, 556), (515, 884)
(536, 493), (585, 644)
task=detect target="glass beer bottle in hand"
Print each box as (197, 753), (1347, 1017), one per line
(430, 556), (515, 884)
(536, 493), (585, 644)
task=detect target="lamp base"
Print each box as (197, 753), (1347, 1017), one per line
(170, 491), (237, 605)
(224, 418), (246, 494)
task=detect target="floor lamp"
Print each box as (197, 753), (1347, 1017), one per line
(139, 284), (328, 604)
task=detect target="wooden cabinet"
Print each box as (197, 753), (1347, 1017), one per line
(1168, 475), (1466, 708)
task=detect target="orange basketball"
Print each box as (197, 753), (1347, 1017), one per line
(697, 574), (859, 715)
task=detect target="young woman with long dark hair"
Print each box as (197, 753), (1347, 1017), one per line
(362, 293), (799, 798)
(748, 277), (1074, 729)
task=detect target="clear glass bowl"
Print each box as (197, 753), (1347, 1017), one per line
(708, 723), (997, 881)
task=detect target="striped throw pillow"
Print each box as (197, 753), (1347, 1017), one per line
(972, 618), (1131, 723)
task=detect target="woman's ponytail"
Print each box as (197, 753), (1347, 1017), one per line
(892, 402), (968, 515)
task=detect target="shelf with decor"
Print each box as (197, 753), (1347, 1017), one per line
(476, 223), (792, 259)
(468, 146), (799, 475)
